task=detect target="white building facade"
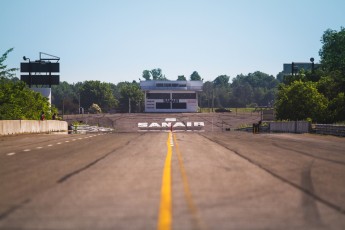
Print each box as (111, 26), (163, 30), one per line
(140, 80), (203, 113)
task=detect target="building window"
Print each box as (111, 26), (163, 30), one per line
(172, 93), (196, 99)
(155, 83), (187, 88)
(147, 93), (170, 99)
(172, 103), (187, 109)
(156, 102), (171, 109)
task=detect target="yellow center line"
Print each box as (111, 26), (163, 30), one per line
(173, 133), (207, 230)
(157, 132), (173, 230)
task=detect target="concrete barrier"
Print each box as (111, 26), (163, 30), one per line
(269, 121), (310, 133)
(0, 120), (21, 135)
(0, 120), (68, 136)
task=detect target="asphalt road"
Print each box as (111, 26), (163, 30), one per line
(0, 131), (344, 230)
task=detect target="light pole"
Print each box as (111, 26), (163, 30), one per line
(310, 57), (315, 73)
(23, 56), (30, 62)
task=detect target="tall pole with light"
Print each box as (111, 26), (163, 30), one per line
(310, 57), (315, 73)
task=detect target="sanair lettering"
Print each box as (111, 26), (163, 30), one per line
(138, 122), (204, 128)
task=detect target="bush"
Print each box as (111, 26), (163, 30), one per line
(89, 103), (102, 114)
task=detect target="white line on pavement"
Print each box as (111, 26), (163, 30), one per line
(7, 152), (16, 156)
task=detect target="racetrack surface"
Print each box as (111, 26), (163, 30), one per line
(0, 130), (344, 229)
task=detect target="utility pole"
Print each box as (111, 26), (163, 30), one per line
(62, 98), (64, 120)
(129, 97), (131, 113)
(211, 88), (214, 112)
(78, 93), (81, 113)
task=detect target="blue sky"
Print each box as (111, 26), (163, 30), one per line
(1, 0), (344, 84)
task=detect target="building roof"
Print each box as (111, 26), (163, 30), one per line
(140, 80), (203, 91)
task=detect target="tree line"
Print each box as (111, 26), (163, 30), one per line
(47, 69), (278, 114)
(1, 27), (344, 123)
(275, 27), (345, 123)
(0, 49), (279, 118)
(200, 72), (278, 109)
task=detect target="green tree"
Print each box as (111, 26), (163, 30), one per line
(118, 82), (144, 113)
(282, 71), (307, 85)
(232, 71), (278, 89)
(177, 75), (186, 81)
(79, 81), (118, 113)
(317, 76), (339, 100)
(142, 68), (168, 81)
(190, 71), (201, 81)
(214, 86), (231, 108)
(0, 48), (17, 79)
(318, 27), (345, 99)
(0, 79), (54, 120)
(150, 68), (167, 80)
(200, 81), (214, 108)
(329, 93), (345, 122)
(275, 81), (328, 122)
(230, 71), (278, 106)
(213, 75), (230, 87)
(52, 81), (79, 114)
(276, 71), (284, 82)
(319, 27), (345, 75)
(231, 81), (253, 107)
(109, 82), (120, 102)
(211, 75), (231, 108)
(142, 70), (151, 81)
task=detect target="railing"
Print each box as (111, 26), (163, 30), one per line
(313, 124), (345, 137)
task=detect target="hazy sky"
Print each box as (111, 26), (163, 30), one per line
(1, 0), (344, 84)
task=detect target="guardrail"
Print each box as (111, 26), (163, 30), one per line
(313, 124), (345, 137)
(237, 122), (345, 137)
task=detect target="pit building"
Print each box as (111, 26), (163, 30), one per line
(140, 80), (203, 112)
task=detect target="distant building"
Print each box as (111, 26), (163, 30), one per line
(283, 62), (320, 75)
(140, 80), (203, 112)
